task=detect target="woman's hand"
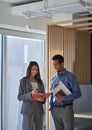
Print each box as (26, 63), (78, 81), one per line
(38, 96), (45, 102)
(32, 88), (39, 96)
(31, 89), (45, 102)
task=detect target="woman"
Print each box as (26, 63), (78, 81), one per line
(17, 61), (45, 130)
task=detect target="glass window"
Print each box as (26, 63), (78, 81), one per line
(5, 36), (46, 130)
(0, 35), (1, 130)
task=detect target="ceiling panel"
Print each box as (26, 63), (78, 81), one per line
(11, 1), (51, 18)
(11, 0), (92, 18)
(1, 0), (92, 18)
(0, 0), (26, 3)
(46, 3), (87, 13)
(84, 0), (92, 3)
(0, 0), (41, 4)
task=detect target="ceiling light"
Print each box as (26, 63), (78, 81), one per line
(23, 10), (51, 18)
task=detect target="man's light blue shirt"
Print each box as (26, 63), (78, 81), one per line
(50, 69), (82, 108)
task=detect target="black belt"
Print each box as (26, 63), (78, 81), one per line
(54, 103), (73, 108)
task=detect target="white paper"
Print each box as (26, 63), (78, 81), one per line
(51, 81), (71, 95)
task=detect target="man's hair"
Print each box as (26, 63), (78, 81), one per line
(52, 54), (64, 64)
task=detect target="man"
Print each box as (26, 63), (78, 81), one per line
(49, 54), (82, 130)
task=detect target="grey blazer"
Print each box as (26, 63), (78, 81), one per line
(17, 77), (45, 115)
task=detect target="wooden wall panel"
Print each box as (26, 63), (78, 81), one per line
(48, 25), (64, 85)
(63, 28), (76, 72)
(75, 31), (90, 83)
(47, 24), (90, 130)
(47, 25), (90, 85)
(47, 25), (64, 130)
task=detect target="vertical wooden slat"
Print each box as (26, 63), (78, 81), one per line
(75, 31), (90, 83)
(63, 28), (76, 72)
(48, 25), (64, 85)
(47, 25), (64, 130)
(46, 24), (49, 130)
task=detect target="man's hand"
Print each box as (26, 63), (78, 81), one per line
(56, 93), (64, 102)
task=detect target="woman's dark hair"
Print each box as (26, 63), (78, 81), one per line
(52, 54), (64, 64)
(25, 61), (42, 85)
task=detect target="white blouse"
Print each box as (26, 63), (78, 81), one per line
(31, 82), (38, 90)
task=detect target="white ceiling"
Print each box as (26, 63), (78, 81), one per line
(0, 0), (92, 18)
(10, 0), (92, 18)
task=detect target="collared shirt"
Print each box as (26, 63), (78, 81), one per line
(50, 68), (82, 108)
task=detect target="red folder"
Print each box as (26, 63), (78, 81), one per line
(30, 93), (51, 101)
(42, 93), (51, 98)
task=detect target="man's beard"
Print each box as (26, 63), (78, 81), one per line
(57, 70), (61, 75)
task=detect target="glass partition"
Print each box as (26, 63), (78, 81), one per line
(4, 36), (46, 130)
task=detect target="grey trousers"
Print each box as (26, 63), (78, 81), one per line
(51, 106), (74, 130)
(22, 109), (43, 130)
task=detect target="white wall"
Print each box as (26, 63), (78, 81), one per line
(0, 2), (73, 31)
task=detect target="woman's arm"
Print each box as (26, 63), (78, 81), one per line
(17, 79), (32, 101)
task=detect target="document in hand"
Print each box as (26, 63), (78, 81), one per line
(51, 81), (71, 96)
(30, 93), (51, 101)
